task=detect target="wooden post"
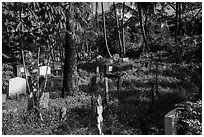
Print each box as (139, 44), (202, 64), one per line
(117, 76), (122, 91)
(155, 58), (159, 98)
(151, 83), (154, 113)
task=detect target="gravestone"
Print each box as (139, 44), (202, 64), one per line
(53, 62), (62, 70)
(39, 92), (50, 108)
(16, 64), (31, 77)
(39, 66), (51, 76)
(9, 77), (26, 98)
(164, 109), (179, 135)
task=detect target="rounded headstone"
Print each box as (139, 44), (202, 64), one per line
(9, 77), (26, 97)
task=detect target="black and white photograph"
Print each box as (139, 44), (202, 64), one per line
(1, 1), (202, 135)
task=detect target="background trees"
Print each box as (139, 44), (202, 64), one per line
(2, 2), (92, 97)
(2, 2), (201, 97)
(2, 2), (202, 135)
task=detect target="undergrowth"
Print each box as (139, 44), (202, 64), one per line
(2, 59), (201, 135)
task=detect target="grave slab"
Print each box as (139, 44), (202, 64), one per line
(9, 77), (26, 97)
(39, 66), (51, 76)
(164, 109), (179, 135)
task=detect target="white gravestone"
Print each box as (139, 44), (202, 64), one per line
(108, 66), (113, 72)
(9, 77), (26, 97)
(39, 66), (51, 76)
(164, 109), (179, 135)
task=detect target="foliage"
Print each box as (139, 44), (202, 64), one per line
(2, 55), (202, 134)
(175, 100), (202, 135)
(2, 54), (14, 94)
(2, 2), (202, 135)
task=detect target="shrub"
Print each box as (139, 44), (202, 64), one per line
(175, 100), (202, 135)
(2, 63), (13, 94)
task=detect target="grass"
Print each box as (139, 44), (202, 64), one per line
(2, 58), (201, 135)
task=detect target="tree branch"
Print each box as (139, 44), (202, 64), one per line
(188, 8), (202, 26)
(168, 2), (176, 11)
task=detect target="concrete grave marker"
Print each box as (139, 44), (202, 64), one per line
(39, 66), (51, 76)
(164, 108), (179, 135)
(108, 66), (113, 72)
(9, 77), (26, 97)
(16, 64), (31, 77)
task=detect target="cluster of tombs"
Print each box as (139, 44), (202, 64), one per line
(16, 62), (63, 78)
(2, 58), (179, 135)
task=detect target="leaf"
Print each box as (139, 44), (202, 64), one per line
(63, 22), (66, 29)
(45, 13), (48, 19)
(21, 24), (25, 32)
(60, 21), (63, 29)
(48, 12), (52, 22)
(31, 10), (38, 20)
(2, 53), (10, 59)
(53, 6), (57, 14)
(16, 22), (22, 31)
(51, 6), (54, 14)
(61, 8), (66, 22)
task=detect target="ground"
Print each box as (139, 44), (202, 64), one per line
(2, 58), (200, 135)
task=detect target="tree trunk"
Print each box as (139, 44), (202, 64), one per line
(95, 2), (99, 53)
(175, 2), (178, 43)
(122, 2), (125, 57)
(113, 2), (123, 57)
(62, 20), (78, 98)
(137, 4), (148, 53)
(101, 2), (112, 58)
(178, 2), (181, 36)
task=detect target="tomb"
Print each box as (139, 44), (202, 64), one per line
(9, 77), (26, 97)
(39, 66), (51, 76)
(16, 64), (31, 77)
(164, 108), (179, 135)
(53, 62), (63, 76)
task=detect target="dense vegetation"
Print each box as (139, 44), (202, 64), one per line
(2, 2), (202, 135)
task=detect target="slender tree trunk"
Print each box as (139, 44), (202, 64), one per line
(101, 2), (112, 58)
(95, 2), (99, 53)
(122, 2), (125, 57)
(144, 15), (148, 37)
(178, 2), (181, 36)
(188, 8), (202, 26)
(62, 19), (78, 98)
(137, 4), (148, 53)
(175, 2), (178, 43)
(37, 46), (40, 92)
(195, 87), (202, 102)
(113, 2), (123, 57)
(19, 4), (31, 94)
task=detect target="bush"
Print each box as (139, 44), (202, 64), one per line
(175, 100), (202, 135)
(2, 63), (13, 94)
